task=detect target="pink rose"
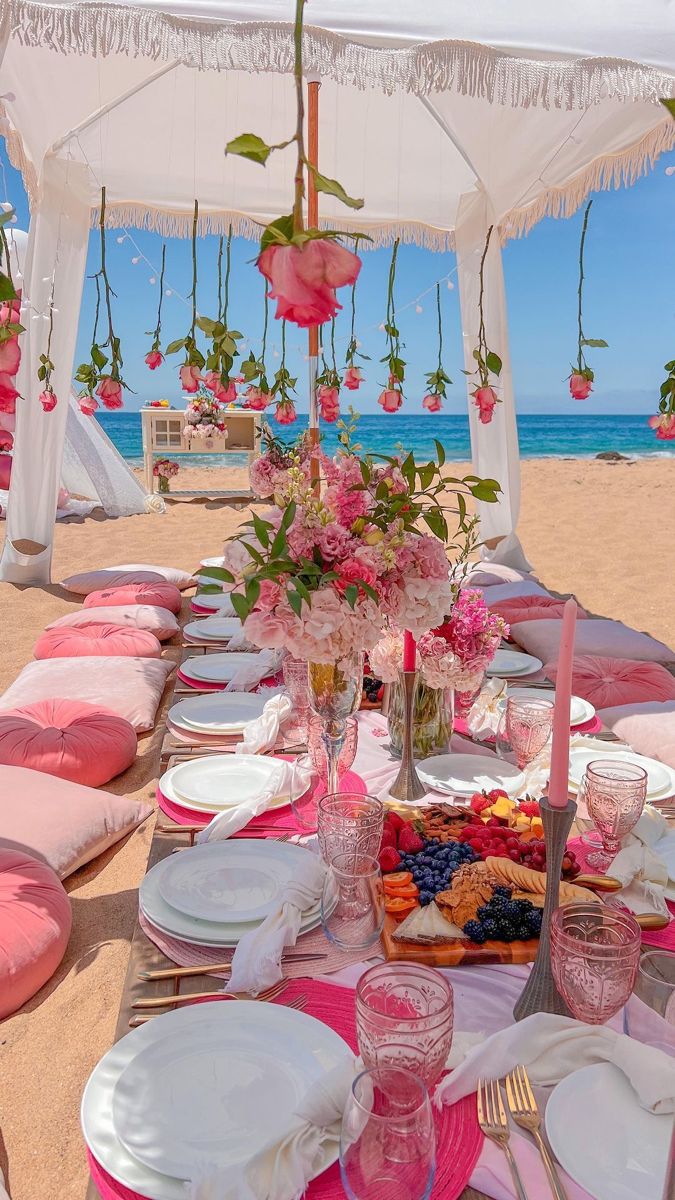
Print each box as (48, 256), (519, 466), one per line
(569, 372), (592, 400)
(472, 386), (498, 424)
(318, 384), (340, 422)
(255, 578), (283, 612)
(422, 393), (442, 413)
(0, 373), (19, 412)
(335, 558), (378, 597)
(343, 366), (363, 391)
(145, 349), (164, 370)
(243, 386), (270, 411)
(78, 394), (99, 416)
(316, 522), (351, 562)
(648, 412), (675, 441)
(180, 363), (202, 393)
(257, 239), (361, 328)
(0, 429), (12, 451)
(204, 371), (237, 403)
(275, 399), (297, 425)
(96, 376), (123, 410)
(378, 388), (403, 414)
(39, 389), (57, 412)
(0, 337), (20, 376)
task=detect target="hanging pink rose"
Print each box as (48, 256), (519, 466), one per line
(243, 386), (270, 411)
(0, 298), (21, 326)
(275, 399), (297, 425)
(179, 363), (202, 393)
(472, 386), (498, 425)
(378, 388), (402, 414)
(343, 366), (363, 391)
(258, 238), (361, 328)
(648, 412), (675, 441)
(0, 373), (19, 412)
(145, 349), (164, 370)
(39, 389), (57, 413)
(318, 385), (340, 423)
(0, 337), (20, 376)
(422, 393), (442, 413)
(203, 370), (236, 403)
(78, 394), (99, 416)
(569, 373), (593, 400)
(0, 429), (13, 451)
(96, 376), (123, 410)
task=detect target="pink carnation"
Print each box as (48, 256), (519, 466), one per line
(315, 522), (351, 562)
(335, 558), (378, 597)
(255, 578), (283, 611)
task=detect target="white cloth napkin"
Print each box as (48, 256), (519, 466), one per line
(195, 758), (312, 844)
(225, 627), (257, 652)
(609, 808), (671, 917)
(226, 852), (327, 995)
(190, 1055), (357, 1200)
(466, 679), (508, 741)
(235, 693), (293, 755)
(225, 649), (281, 692)
(435, 1012), (675, 1115)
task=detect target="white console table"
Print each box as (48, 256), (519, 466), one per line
(141, 408), (262, 500)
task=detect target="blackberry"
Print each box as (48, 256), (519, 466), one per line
(494, 886), (512, 898)
(463, 920), (486, 944)
(481, 918), (499, 940)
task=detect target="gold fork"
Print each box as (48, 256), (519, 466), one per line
(129, 991), (307, 1026)
(132, 979), (289, 1010)
(506, 1066), (568, 1200)
(477, 1079), (529, 1200)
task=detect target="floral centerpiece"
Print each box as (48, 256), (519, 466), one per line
(182, 389), (228, 443)
(249, 427), (313, 503)
(153, 458), (179, 494)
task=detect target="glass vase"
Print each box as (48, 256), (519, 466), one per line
(388, 679), (453, 760)
(308, 650), (364, 794)
(157, 475), (170, 494)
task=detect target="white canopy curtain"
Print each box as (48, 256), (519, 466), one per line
(0, 0), (673, 583)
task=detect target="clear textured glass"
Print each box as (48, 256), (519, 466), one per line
(320, 852), (385, 951)
(550, 902), (641, 1024)
(387, 679), (453, 760)
(340, 1067), (436, 1200)
(308, 714), (358, 780)
(356, 963), (454, 1087)
(282, 656), (310, 739)
(454, 672), (486, 721)
(625, 950), (675, 1056)
(317, 792), (384, 866)
(583, 759), (647, 870)
(308, 651), (364, 793)
(495, 697), (554, 768)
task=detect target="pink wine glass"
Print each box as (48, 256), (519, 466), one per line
(551, 902), (641, 1024)
(356, 963), (454, 1087)
(583, 759), (647, 871)
(496, 697), (554, 768)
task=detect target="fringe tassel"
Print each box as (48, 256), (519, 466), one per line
(8, 0), (675, 110)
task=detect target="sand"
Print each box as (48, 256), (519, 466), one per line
(0, 456), (672, 1200)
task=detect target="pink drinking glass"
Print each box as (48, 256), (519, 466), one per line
(317, 792), (384, 866)
(308, 713), (358, 781)
(583, 759), (647, 870)
(496, 697), (554, 768)
(356, 963), (454, 1087)
(550, 902), (641, 1024)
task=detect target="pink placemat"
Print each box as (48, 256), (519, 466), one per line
(568, 836), (675, 950)
(156, 769), (367, 829)
(87, 978), (483, 1200)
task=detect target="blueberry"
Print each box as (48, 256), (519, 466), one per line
(494, 886), (511, 898)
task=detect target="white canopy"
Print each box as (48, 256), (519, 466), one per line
(1, 0), (674, 582)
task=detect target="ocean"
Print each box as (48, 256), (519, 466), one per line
(97, 411), (674, 468)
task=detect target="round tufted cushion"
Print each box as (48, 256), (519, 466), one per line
(0, 848), (72, 1020)
(544, 655), (675, 710)
(490, 595), (589, 627)
(34, 622), (162, 661)
(0, 698), (137, 786)
(83, 581), (183, 615)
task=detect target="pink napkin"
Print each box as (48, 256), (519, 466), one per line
(471, 1134), (592, 1200)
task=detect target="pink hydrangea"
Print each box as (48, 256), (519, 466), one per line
(410, 534), (450, 580)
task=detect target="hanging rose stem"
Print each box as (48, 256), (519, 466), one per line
(307, 78), (321, 490)
(477, 225), (493, 383)
(291, 0), (307, 237)
(576, 200), (592, 373)
(189, 198), (198, 341)
(221, 223), (232, 326)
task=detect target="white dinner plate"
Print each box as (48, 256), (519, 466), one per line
(192, 593), (236, 615)
(416, 753), (525, 798)
(183, 618), (242, 642)
(486, 649), (543, 677)
(169, 754), (290, 811)
(168, 693), (267, 736)
(545, 1063), (671, 1200)
(158, 761), (290, 817)
(568, 747), (674, 799)
(180, 652), (260, 683)
(198, 556), (225, 569)
(82, 1001), (349, 1200)
(501, 688), (595, 728)
(157, 839), (312, 923)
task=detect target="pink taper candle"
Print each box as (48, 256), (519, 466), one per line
(403, 631), (416, 672)
(547, 597), (578, 808)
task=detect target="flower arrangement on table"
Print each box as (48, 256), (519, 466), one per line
(153, 458), (179, 493)
(249, 426), (313, 503)
(182, 390), (229, 441)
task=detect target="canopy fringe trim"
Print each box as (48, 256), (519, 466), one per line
(0, 104), (38, 202)
(8, 0), (675, 110)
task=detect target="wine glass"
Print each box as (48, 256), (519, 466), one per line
(282, 656), (310, 740)
(317, 792), (384, 865)
(550, 902), (641, 1024)
(321, 852), (385, 951)
(340, 1066), (436, 1200)
(625, 950), (675, 1056)
(308, 650), (364, 793)
(495, 697), (554, 768)
(308, 713), (358, 782)
(356, 963), (454, 1086)
(583, 759), (647, 870)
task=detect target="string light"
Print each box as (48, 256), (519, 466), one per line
(415, 304), (423, 313)
(148, 275), (156, 285)
(666, 165), (675, 177)
(131, 255), (140, 264)
(446, 280), (455, 290)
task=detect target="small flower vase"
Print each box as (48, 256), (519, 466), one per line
(157, 475), (170, 494)
(388, 679), (454, 760)
(307, 651), (364, 795)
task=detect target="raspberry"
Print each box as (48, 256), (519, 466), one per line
(398, 825), (425, 855)
(378, 846), (402, 873)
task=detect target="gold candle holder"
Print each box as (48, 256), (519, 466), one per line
(388, 669), (426, 803)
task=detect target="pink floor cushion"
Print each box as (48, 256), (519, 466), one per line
(0, 848), (72, 1020)
(468, 579), (549, 604)
(61, 563), (195, 594)
(83, 581), (183, 615)
(34, 623), (162, 661)
(0, 765), (151, 879)
(545, 655), (675, 710)
(598, 701), (675, 771)
(512, 618), (674, 665)
(490, 595), (589, 626)
(0, 699), (137, 786)
(47, 604), (179, 642)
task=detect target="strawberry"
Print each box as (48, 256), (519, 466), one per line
(469, 792), (490, 814)
(398, 824), (425, 854)
(519, 799), (540, 817)
(378, 846), (402, 873)
(487, 788), (509, 804)
(385, 811), (406, 833)
(380, 824), (397, 851)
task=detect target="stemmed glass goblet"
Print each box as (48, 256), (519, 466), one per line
(495, 696), (554, 768)
(308, 650), (364, 794)
(550, 902), (641, 1024)
(582, 759), (647, 870)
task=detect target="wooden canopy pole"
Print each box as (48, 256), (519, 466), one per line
(307, 78), (320, 488)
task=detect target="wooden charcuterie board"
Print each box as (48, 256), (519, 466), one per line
(380, 912), (539, 967)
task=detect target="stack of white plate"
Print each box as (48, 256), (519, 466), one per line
(416, 753), (525, 798)
(180, 652), (260, 685)
(183, 616), (242, 643)
(501, 688), (596, 728)
(569, 746), (675, 803)
(159, 753), (291, 817)
(486, 649), (543, 678)
(191, 592), (236, 615)
(168, 693), (268, 740)
(139, 839), (320, 947)
(81, 998), (350, 1199)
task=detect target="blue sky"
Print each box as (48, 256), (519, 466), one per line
(2, 141), (674, 414)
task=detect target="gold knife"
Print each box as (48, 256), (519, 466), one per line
(139, 951), (326, 981)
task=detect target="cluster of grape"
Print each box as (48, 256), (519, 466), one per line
(463, 888), (544, 944)
(398, 839), (479, 906)
(362, 675), (384, 704)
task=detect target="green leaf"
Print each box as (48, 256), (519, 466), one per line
(240, 540), (264, 566)
(294, 578), (311, 604)
(434, 438), (446, 468)
(165, 337), (186, 355)
(195, 315), (218, 337)
(287, 589), (303, 618)
(581, 338), (608, 349)
(260, 214), (295, 253)
(418, 462), (436, 491)
(196, 584), (224, 595)
(245, 577), (260, 610)
(226, 133), (275, 165)
(198, 565), (235, 584)
(37, 364), (46, 381)
(486, 351), (502, 376)
(0, 274), (17, 302)
(91, 343), (108, 370)
(344, 584), (358, 609)
(471, 482), (501, 503)
(661, 99), (675, 119)
(422, 508), (448, 540)
(230, 592), (250, 622)
(280, 500), (297, 533)
(252, 513), (271, 548)
(306, 163), (364, 211)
